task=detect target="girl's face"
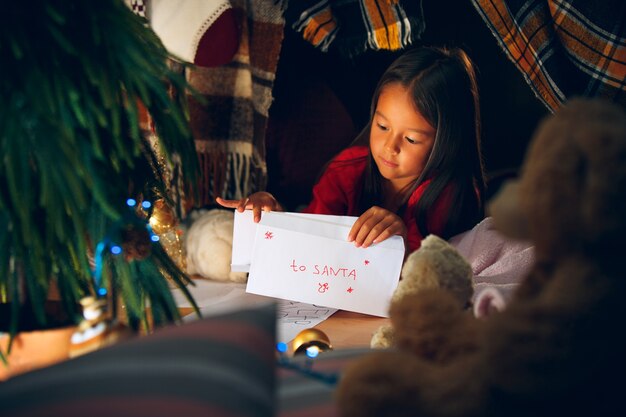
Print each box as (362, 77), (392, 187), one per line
(370, 83), (436, 193)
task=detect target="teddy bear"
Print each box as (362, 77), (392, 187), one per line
(370, 234), (474, 350)
(336, 98), (626, 417)
(184, 208), (248, 282)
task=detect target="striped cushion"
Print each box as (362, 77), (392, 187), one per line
(0, 303), (277, 417)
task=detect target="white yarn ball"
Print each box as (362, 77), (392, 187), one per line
(184, 209), (248, 282)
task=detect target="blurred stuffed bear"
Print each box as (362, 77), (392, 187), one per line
(336, 99), (626, 417)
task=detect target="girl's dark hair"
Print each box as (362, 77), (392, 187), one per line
(357, 46), (486, 239)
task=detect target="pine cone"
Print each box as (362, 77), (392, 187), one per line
(121, 226), (152, 261)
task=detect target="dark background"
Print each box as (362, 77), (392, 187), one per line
(266, 1), (549, 211)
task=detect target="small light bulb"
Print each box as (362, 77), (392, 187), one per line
(305, 346), (320, 358)
(110, 245), (122, 255)
(276, 342), (288, 353)
(126, 198), (137, 207)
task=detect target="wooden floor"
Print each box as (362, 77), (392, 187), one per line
(179, 306), (388, 350)
(313, 310), (388, 350)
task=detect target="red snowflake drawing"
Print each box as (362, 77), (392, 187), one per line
(264, 231), (274, 240)
(364, 260), (370, 265)
(347, 287), (354, 293)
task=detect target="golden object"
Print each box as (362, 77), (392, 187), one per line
(292, 328), (333, 356)
(149, 199), (187, 272)
(149, 199), (177, 234)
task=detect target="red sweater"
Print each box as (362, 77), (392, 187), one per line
(302, 146), (451, 253)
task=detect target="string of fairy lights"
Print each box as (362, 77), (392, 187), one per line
(91, 198), (159, 297)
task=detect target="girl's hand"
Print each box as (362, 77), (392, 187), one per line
(348, 206), (407, 248)
(216, 192), (283, 222)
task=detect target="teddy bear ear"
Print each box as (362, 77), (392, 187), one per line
(488, 180), (530, 241)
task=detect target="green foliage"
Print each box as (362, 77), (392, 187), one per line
(0, 0), (201, 341)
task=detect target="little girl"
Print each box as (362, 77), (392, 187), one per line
(217, 46), (485, 253)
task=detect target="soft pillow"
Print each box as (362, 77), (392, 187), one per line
(0, 303), (277, 417)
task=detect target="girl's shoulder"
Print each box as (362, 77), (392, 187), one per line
(332, 145), (369, 162)
(407, 178), (432, 206)
(407, 178), (454, 207)
(330, 146), (369, 166)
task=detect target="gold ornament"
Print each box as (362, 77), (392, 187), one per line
(148, 199), (187, 273)
(292, 328), (333, 356)
(149, 199), (177, 234)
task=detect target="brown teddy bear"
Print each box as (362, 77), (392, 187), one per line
(336, 98), (626, 417)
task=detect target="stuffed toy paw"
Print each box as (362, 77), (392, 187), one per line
(184, 209), (247, 282)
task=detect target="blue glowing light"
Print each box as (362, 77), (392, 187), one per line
(276, 342), (288, 353)
(110, 245), (122, 255)
(150, 235), (160, 242)
(141, 201), (152, 209)
(97, 288), (107, 296)
(126, 198), (137, 207)
(305, 346), (320, 358)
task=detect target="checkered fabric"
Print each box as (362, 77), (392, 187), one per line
(129, 0), (147, 18)
(472, 0), (626, 112)
(285, 0), (425, 58)
(187, 0), (285, 204)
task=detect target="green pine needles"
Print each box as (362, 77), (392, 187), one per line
(0, 0), (201, 350)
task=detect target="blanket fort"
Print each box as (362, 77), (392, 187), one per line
(233, 211), (405, 317)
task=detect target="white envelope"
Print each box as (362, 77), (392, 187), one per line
(243, 211), (405, 317)
(231, 210), (258, 272)
(231, 210), (358, 271)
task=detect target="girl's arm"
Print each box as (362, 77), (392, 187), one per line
(348, 206), (408, 248)
(216, 192), (283, 222)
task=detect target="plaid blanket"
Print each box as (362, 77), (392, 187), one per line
(285, 0), (425, 58)
(187, 0), (284, 204)
(472, 0), (626, 112)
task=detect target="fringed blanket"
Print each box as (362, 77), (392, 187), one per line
(284, 0), (425, 58)
(187, 0), (284, 205)
(472, 0), (626, 112)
